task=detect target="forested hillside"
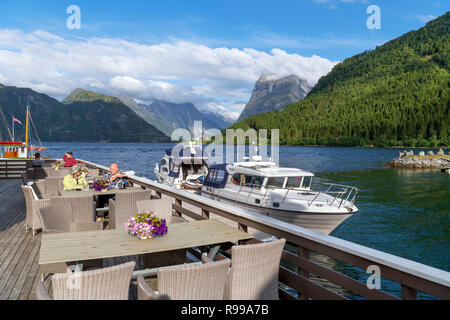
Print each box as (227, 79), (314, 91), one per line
(231, 12), (449, 147)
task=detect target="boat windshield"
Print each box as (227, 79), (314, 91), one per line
(266, 176), (312, 189)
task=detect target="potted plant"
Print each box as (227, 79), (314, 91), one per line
(125, 213), (168, 239)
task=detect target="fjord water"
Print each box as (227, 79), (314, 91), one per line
(44, 143), (449, 298)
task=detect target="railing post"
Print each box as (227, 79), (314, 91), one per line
(401, 284), (417, 300)
(298, 247), (310, 300)
(175, 199), (182, 217)
(238, 223), (248, 244)
(202, 209), (210, 219)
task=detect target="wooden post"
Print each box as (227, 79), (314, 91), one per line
(401, 284), (417, 300)
(298, 247), (310, 300)
(202, 209), (210, 219)
(238, 223), (248, 244)
(175, 199), (182, 217)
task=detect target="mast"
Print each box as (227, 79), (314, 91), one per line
(25, 102), (29, 147)
(12, 115), (14, 141)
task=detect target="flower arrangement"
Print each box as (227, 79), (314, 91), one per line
(52, 161), (62, 170)
(125, 213), (168, 239)
(92, 177), (110, 191)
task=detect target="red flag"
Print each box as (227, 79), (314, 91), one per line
(13, 117), (22, 125)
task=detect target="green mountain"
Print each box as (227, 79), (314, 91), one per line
(0, 85), (170, 143)
(62, 88), (122, 105)
(231, 12), (450, 147)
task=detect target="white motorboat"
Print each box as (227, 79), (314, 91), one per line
(200, 156), (359, 235)
(154, 141), (209, 190)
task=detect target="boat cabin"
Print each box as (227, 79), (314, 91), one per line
(204, 162), (315, 191)
(0, 142), (28, 159)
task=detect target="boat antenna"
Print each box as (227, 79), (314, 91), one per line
(28, 110), (43, 147)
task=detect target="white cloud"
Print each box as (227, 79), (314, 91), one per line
(414, 15), (436, 23)
(0, 28), (337, 117)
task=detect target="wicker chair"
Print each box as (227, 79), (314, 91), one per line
(137, 259), (231, 300)
(43, 177), (63, 197)
(50, 195), (97, 224)
(204, 238), (286, 300)
(36, 261), (136, 300)
(20, 172), (29, 185)
(109, 190), (152, 229)
(37, 204), (102, 233)
(136, 199), (186, 224)
(22, 186), (51, 235)
(30, 180), (48, 199)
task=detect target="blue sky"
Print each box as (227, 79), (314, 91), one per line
(0, 0), (448, 118)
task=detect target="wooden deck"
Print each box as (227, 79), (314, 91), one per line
(0, 180), (142, 300)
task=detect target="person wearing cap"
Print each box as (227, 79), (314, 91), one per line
(63, 165), (88, 191)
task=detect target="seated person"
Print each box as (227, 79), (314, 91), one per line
(32, 152), (44, 167)
(62, 152), (77, 167)
(104, 163), (130, 189)
(63, 166), (88, 191)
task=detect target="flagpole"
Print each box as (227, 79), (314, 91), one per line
(12, 115), (14, 141)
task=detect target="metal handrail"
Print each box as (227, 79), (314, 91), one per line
(308, 182), (359, 208)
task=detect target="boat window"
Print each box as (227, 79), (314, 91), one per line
(242, 175), (253, 187)
(205, 169), (216, 183)
(266, 177), (285, 189)
(215, 170), (225, 182)
(286, 176), (302, 189)
(162, 167), (169, 173)
(252, 176), (264, 189)
(302, 176), (312, 189)
(231, 173), (241, 185)
(160, 159), (167, 167)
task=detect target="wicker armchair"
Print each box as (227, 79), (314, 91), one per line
(109, 190), (152, 229)
(204, 238), (286, 300)
(22, 186), (51, 235)
(43, 177), (63, 197)
(20, 172), (29, 185)
(36, 261), (135, 300)
(30, 180), (48, 199)
(136, 199), (186, 224)
(50, 195), (97, 224)
(37, 204), (102, 233)
(137, 259), (231, 300)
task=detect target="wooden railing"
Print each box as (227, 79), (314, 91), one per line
(73, 160), (450, 299)
(0, 158), (32, 179)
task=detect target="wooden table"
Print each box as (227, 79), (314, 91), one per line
(39, 219), (253, 276)
(59, 186), (142, 197)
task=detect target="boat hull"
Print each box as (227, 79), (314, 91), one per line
(202, 191), (353, 235)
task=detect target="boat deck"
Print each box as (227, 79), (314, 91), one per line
(0, 180), (141, 300)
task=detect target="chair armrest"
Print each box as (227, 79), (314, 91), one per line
(71, 221), (103, 232)
(137, 275), (159, 300)
(36, 280), (52, 300)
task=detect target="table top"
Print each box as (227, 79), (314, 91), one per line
(39, 219), (253, 265)
(59, 186), (142, 197)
